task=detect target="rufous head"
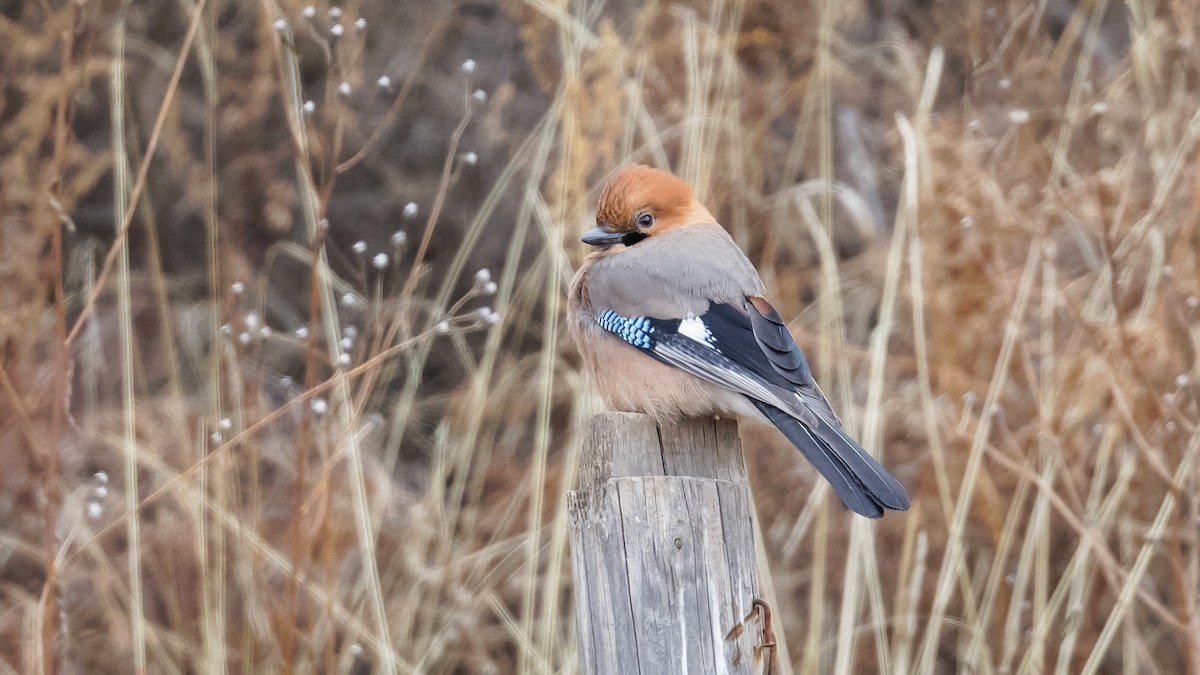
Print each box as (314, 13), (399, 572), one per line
(582, 165), (696, 248)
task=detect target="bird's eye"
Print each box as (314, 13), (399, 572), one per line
(636, 212), (655, 229)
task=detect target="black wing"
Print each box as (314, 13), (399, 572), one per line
(594, 299), (909, 517)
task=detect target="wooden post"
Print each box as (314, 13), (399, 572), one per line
(568, 412), (770, 675)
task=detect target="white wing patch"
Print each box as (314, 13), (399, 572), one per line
(677, 315), (715, 348)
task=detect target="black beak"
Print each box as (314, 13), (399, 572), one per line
(581, 225), (627, 247)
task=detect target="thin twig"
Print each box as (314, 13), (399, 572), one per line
(63, 0), (210, 348)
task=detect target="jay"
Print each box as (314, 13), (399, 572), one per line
(568, 165), (909, 518)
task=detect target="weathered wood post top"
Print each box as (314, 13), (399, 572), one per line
(568, 412), (770, 675)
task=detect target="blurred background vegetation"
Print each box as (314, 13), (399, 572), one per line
(2, 0), (1198, 673)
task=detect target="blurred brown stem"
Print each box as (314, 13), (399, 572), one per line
(40, 3), (85, 672)
(399, 105), (473, 307)
(63, 0), (209, 349)
(335, 12), (451, 174)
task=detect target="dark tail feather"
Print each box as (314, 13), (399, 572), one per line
(752, 400), (910, 518)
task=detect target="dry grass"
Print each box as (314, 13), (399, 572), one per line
(1, 0), (1198, 673)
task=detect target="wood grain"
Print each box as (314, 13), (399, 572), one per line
(569, 412), (769, 675)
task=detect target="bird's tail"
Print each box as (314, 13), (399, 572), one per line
(752, 400), (910, 518)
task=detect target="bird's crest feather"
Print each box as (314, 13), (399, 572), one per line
(596, 165), (693, 231)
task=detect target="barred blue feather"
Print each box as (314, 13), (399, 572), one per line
(597, 310), (656, 350)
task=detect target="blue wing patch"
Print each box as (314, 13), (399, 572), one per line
(597, 310), (656, 349)
(596, 309), (724, 353)
(595, 304), (815, 415)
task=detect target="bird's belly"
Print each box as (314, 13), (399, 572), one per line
(584, 337), (762, 422)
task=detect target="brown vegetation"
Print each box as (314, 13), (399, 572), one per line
(1, 0), (1197, 673)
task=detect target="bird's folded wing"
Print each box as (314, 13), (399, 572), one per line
(742, 296), (845, 427)
(593, 304), (808, 421)
(591, 297), (843, 424)
(594, 297), (910, 516)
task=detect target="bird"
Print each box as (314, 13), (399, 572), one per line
(568, 164), (909, 518)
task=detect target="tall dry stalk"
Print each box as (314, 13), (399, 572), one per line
(0, 0), (1198, 673)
